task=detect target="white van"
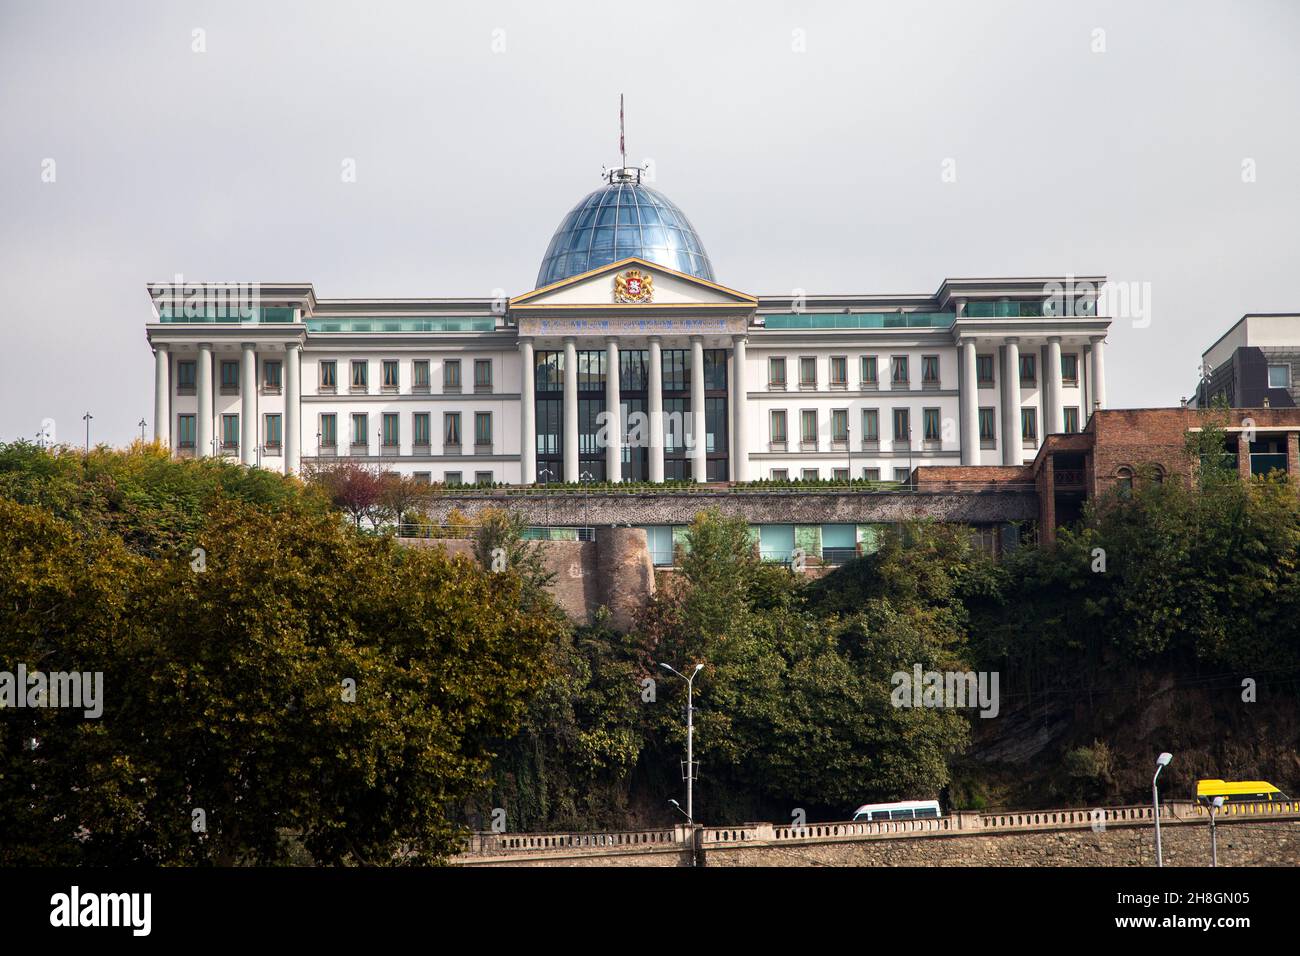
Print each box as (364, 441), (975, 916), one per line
(851, 799), (942, 822)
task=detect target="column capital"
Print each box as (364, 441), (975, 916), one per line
(605, 336), (620, 347)
(1090, 334), (1107, 345)
(1003, 336), (1020, 346)
(648, 334), (662, 344)
(285, 341), (301, 352)
(1047, 335), (1062, 344)
(690, 333), (704, 344)
(563, 334), (577, 346)
(731, 333), (748, 345)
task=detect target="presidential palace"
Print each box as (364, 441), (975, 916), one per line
(145, 165), (1113, 486)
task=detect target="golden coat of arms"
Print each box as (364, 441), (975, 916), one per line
(613, 269), (654, 303)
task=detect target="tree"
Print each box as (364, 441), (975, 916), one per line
(304, 459), (385, 528)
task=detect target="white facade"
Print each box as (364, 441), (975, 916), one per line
(145, 267), (1111, 484)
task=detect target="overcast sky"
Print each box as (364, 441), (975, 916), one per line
(2, 0), (1298, 446)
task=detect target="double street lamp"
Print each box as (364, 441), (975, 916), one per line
(659, 662), (704, 827)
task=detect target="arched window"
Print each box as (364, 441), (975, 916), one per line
(1149, 465), (1166, 484)
(1115, 466), (1134, 497)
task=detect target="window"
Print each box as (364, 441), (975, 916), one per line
(1268, 364), (1291, 388)
(474, 359), (492, 392)
(861, 355), (878, 388)
(799, 356), (817, 389)
(922, 408), (941, 443)
(320, 413), (337, 448)
(830, 356), (847, 388)
(350, 413), (367, 448)
(831, 409), (849, 444)
(978, 407), (996, 446)
(769, 409), (787, 446)
(382, 413), (399, 448)
(862, 467), (880, 482)
(1063, 407), (1080, 434)
(1019, 354), (1036, 387)
(535, 351), (564, 391)
(703, 350), (727, 390)
(862, 409), (880, 444)
(413, 412), (430, 447)
(445, 471), (463, 486)
(801, 468), (819, 482)
(220, 361), (239, 393)
(177, 414), (196, 448)
(1116, 466), (1134, 497)
(444, 412), (462, 448)
(221, 414), (239, 449)
(177, 360), (196, 394)
(319, 360), (337, 391)
(263, 360), (282, 391)
(800, 409), (818, 447)
(1061, 353), (1079, 386)
(265, 413), (283, 449)
(474, 471), (493, 485)
(892, 408), (910, 444)
(768, 356), (787, 389)
(413, 360), (430, 391)
(382, 360), (399, 392)
(475, 412), (492, 449)
(976, 355), (994, 388)
(921, 355), (940, 388)
(413, 471), (431, 484)
(891, 356), (909, 387)
(444, 359), (461, 392)
(350, 360), (368, 391)
(1021, 408), (1038, 445)
(771, 468), (789, 481)
(893, 467), (911, 483)
(833, 467), (849, 481)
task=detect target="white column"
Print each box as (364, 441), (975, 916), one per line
(1046, 336), (1064, 435)
(1090, 336), (1107, 411)
(285, 343), (301, 474)
(690, 335), (707, 482)
(959, 338), (978, 465)
(563, 336), (579, 482)
(648, 336), (664, 483)
(153, 346), (170, 447)
(196, 343), (213, 458)
(519, 337), (536, 484)
(605, 337), (622, 482)
(240, 343), (257, 466)
(1003, 338), (1022, 466)
(731, 335), (748, 482)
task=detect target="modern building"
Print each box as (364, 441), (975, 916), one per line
(145, 166), (1113, 484)
(1193, 313), (1300, 408)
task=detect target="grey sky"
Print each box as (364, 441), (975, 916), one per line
(2, 0), (1298, 446)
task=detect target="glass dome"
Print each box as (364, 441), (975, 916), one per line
(536, 174), (715, 288)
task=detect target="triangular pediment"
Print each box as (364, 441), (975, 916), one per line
(510, 258), (756, 310)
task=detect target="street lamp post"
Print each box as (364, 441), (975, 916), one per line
(1210, 796), (1224, 867)
(1153, 751), (1173, 867)
(82, 412), (93, 452)
(659, 662), (704, 825)
(138, 418), (147, 442)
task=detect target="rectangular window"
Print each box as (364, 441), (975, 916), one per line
(1268, 364), (1291, 388)
(382, 412), (399, 448)
(413, 472), (431, 484)
(1063, 406), (1080, 434)
(475, 359), (492, 392)
(535, 351), (564, 391)
(976, 354), (994, 388)
(831, 408), (849, 443)
(177, 360), (196, 393)
(833, 467), (849, 481)
(771, 468), (789, 481)
(770, 409), (787, 445)
(265, 413), (283, 449)
(221, 414), (239, 449)
(320, 413), (337, 448)
(350, 360), (368, 391)
(978, 407), (996, 445)
(413, 412), (430, 447)
(177, 414), (196, 448)
(893, 408), (910, 444)
(220, 361), (239, 393)
(263, 360), (282, 391)
(319, 360), (337, 391)
(1021, 408), (1038, 444)
(704, 396), (727, 453)
(801, 468), (819, 482)
(921, 355), (940, 388)
(382, 360), (399, 391)
(444, 359), (461, 392)
(536, 398), (562, 458)
(893, 467), (911, 483)
(475, 412), (492, 449)
(1019, 354), (1037, 387)
(413, 360), (430, 391)
(891, 356), (909, 387)
(862, 408), (880, 443)
(800, 409), (818, 446)
(799, 356), (817, 388)
(662, 350), (689, 392)
(577, 351), (607, 391)
(445, 471), (462, 486)
(444, 412), (461, 448)
(474, 470), (493, 485)
(350, 413), (367, 448)
(1061, 353), (1079, 386)
(830, 356), (847, 388)
(861, 355), (878, 388)
(768, 356), (787, 389)
(703, 350), (727, 390)
(863, 467), (880, 482)
(922, 408), (941, 442)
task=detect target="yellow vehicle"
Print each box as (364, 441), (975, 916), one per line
(1196, 779), (1291, 805)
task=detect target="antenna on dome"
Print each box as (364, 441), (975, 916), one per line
(605, 94), (643, 185)
(619, 93), (626, 169)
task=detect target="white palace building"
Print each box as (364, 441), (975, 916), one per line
(145, 166), (1112, 485)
